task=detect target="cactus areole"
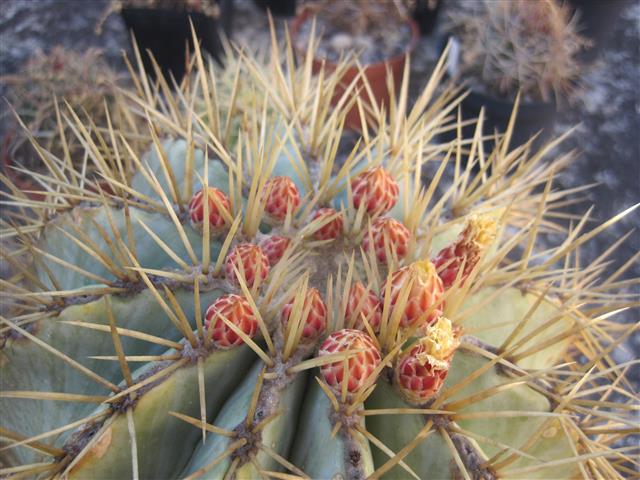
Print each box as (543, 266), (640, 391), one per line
(0, 28), (635, 480)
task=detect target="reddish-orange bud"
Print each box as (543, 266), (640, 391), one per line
(282, 288), (327, 341)
(224, 243), (270, 289)
(382, 260), (444, 331)
(205, 294), (258, 348)
(263, 176), (301, 221)
(259, 235), (291, 266)
(362, 217), (411, 263)
(188, 187), (231, 231)
(351, 167), (399, 215)
(433, 215), (497, 289)
(345, 281), (382, 332)
(311, 208), (344, 241)
(319, 329), (382, 395)
(395, 317), (459, 404)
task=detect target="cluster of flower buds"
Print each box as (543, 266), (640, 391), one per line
(192, 171), (488, 405)
(315, 317), (460, 403)
(352, 167), (413, 265)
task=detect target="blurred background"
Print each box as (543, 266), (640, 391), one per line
(0, 0), (638, 381)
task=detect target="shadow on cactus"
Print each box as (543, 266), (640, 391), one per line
(0, 27), (638, 480)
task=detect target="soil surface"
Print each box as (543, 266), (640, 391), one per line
(1, 0), (638, 387)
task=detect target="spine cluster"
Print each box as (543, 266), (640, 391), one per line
(186, 164), (493, 408)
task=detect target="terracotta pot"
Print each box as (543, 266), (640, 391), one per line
(290, 9), (420, 131)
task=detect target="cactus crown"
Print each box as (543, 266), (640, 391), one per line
(0, 26), (637, 480)
(447, 0), (588, 103)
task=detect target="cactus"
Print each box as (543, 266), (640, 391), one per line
(0, 30), (637, 480)
(447, 0), (587, 103)
(1, 47), (133, 189)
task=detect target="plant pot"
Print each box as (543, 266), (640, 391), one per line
(458, 89), (557, 152)
(442, 37), (558, 152)
(254, 0), (296, 17)
(412, 0), (442, 36)
(568, 0), (626, 63)
(290, 9), (420, 132)
(121, 4), (232, 83)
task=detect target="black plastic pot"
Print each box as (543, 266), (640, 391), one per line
(121, 3), (232, 83)
(569, 0), (626, 63)
(441, 37), (558, 152)
(254, 0), (296, 17)
(412, 0), (442, 36)
(456, 89), (557, 152)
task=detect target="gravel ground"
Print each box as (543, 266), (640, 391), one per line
(554, 4), (640, 380)
(1, 0), (638, 380)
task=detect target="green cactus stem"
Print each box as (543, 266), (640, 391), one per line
(0, 27), (637, 480)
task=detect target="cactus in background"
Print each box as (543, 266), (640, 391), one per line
(0, 29), (637, 480)
(447, 0), (587, 103)
(1, 47), (136, 193)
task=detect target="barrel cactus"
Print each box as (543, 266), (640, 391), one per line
(1, 33), (637, 480)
